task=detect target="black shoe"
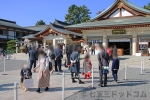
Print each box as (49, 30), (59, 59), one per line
(79, 80), (84, 84)
(55, 70), (58, 72)
(45, 87), (49, 91)
(72, 79), (77, 83)
(98, 84), (103, 87)
(59, 70), (63, 72)
(36, 88), (40, 93)
(104, 84), (107, 87)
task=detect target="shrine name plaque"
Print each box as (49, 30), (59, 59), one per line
(112, 30), (126, 34)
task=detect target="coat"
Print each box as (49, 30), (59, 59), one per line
(70, 52), (80, 73)
(97, 50), (110, 70)
(29, 49), (38, 60)
(112, 58), (119, 71)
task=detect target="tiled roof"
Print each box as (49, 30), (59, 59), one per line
(24, 25), (49, 31)
(65, 16), (150, 28)
(0, 19), (38, 32)
(54, 19), (70, 26)
(35, 23), (82, 37)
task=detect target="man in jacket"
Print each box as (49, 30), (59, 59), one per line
(54, 45), (63, 72)
(29, 46), (38, 71)
(97, 44), (110, 87)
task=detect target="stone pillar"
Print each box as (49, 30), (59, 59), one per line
(43, 39), (46, 51)
(132, 33), (137, 56)
(103, 32), (108, 48)
(64, 39), (67, 45)
(35, 41), (38, 49)
(53, 39), (56, 48)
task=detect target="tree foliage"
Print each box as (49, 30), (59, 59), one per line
(144, 3), (150, 10)
(7, 40), (18, 53)
(65, 4), (91, 24)
(35, 20), (46, 26)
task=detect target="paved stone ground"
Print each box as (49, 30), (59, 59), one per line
(65, 68), (150, 100)
(0, 59), (26, 72)
(0, 55), (150, 100)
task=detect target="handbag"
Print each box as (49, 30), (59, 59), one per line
(102, 69), (109, 74)
(24, 79), (34, 88)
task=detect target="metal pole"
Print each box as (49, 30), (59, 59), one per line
(141, 60), (143, 75)
(143, 59), (145, 71)
(3, 57), (6, 75)
(14, 82), (18, 100)
(62, 72), (65, 100)
(125, 63), (127, 80)
(92, 66), (94, 88)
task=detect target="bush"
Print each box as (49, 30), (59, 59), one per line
(6, 40), (18, 53)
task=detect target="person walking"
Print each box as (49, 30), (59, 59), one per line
(29, 46), (37, 71)
(91, 44), (95, 55)
(54, 45), (63, 72)
(97, 44), (110, 87)
(70, 45), (84, 84)
(47, 46), (55, 74)
(33, 51), (50, 93)
(112, 54), (119, 84)
(113, 45), (117, 56)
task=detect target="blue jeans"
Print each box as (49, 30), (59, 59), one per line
(112, 70), (118, 82)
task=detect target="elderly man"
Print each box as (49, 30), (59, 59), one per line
(97, 44), (110, 87)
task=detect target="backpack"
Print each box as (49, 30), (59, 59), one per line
(50, 51), (55, 59)
(44, 57), (52, 71)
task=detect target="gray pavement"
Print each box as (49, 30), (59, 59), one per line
(0, 59), (26, 72)
(0, 55), (150, 100)
(66, 68), (150, 100)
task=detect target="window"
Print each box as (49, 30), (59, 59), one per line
(0, 30), (3, 35)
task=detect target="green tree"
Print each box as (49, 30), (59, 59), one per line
(65, 4), (91, 24)
(35, 20), (46, 26)
(144, 3), (150, 10)
(6, 40), (17, 53)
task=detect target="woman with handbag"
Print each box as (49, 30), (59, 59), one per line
(33, 51), (50, 93)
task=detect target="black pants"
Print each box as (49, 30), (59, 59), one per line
(91, 49), (95, 55)
(71, 72), (80, 81)
(99, 70), (107, 85)
(112, 70), (118, 82)
(55, 59), (62, 71)
(29, 60), (36, 70)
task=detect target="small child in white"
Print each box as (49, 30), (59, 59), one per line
(82, 55), (92, 79)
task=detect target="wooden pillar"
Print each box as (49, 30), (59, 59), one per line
(43, 39), (46, 51)
(132, 29), (137, 55)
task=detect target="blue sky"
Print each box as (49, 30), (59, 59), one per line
(0, 0), (149, 26)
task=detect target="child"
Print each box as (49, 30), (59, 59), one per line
(111, 55), (119, 84)
(82, 55), (92, 79)
(20, 64), (32, 91)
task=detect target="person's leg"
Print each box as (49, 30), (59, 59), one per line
(99, 70), (103, 85)
(29, 60), (33, 70)
(55, 60), (58, 71)
(94, 50), (95, 55)
(76, 73), (84, 84)
(114, 70), (118, 82)
(104, 74), (107, 87)
(71, 72), (76, 83)
(112, 70), (115, 81)
(33, 60), (36, 68)
(58, 59), (62, 71)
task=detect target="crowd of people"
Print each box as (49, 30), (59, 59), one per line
(20, 43), (120, 93)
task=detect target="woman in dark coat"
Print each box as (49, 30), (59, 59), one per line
(70, 45), (84, 84)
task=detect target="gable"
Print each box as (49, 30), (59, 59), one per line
(109, 8), (133, 18)
(91, 0), (150, 21)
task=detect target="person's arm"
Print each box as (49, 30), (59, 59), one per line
(97, 53), (102, 70)
(112, 60), (115, 71)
